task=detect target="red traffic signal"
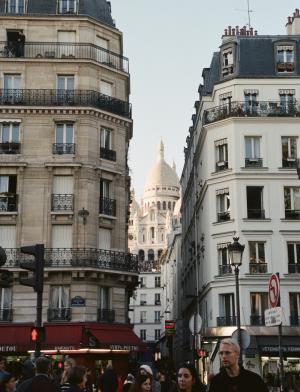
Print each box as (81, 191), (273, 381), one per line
(197, 349), (206, 358)
(30, 327), (45, 343)
(31, 328), (38, 342)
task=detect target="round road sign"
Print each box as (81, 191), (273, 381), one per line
(189, 313), (202, 334)
(268, 274), (280, 308)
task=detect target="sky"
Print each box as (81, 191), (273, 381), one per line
(109, 0), (300, 200)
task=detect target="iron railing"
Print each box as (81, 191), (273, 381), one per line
(0, 308), (13, 322)
(99, 197), (116, 216)
(288, 263), (300, 273)
(290, 315), (300, 326)
(204, 101), (300, 125)
(47, 307), (71, 322)
(0, 89), (131, 119)
(217, 316), (237, 326)
(249, 263), (268, 274)
(0, 142), (20, 154)
(217, 211), (230, 222)
(3, 248), (139, 273)
(247, 209), (265, 219)
(100, 147), (116, 161)
(250, 314), (265, 326)
(0, 41), (129, 73)
(282, 158), (297, 168)
(215, 161), (228, 171)
(285, 209), (300, 220)
(218, 264), (232, 275)
(51, 194), (74, 211)
(52, 143), (75, 155)
(245, 158), (263, 168)
(0, 194), (18, 212)
(97, 308), (115, 323)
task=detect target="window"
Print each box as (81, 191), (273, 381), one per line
(3, 74), (22, 104)
(290, 293), (300, 326)
(58, 0), (77, 14)
(244, 90), (258, 114)
(246, 186), (264, 219)
(154, 311), (161, 323)
(155, 293), (161, 305)
(51, 225), (72, 248)
(57, 31), (76, 57)
(100, 80), (113, 96)
(155, 276), (161, 288)
(99, 286), (111, 309)
(245, 136), (262, 167)
(6, 0), (25, 13)
(250, 293), (268, 325)
(218, 294), (235, 326)
(168, 201), (171, 210)
(284, 187), (300, 219)
(249, 241), (267, 273)
(140, 277), (146, 288)
(217, 243), (231, 275)
(279, 90), (295, 113)
(49, 286), (70, 321)
(100, 128), (115, 161)
(150, 227), (155, 239)
(282, 136), (297, 167)
(157, 201), (161, 210)
(215, 139), (228, 171)
(140, 329), (146, 340)
(287, 243), (300, 274)
(96, 36), (109, 63)
(100, 179), (110, 199)
(0, 287), (12, 321)
(98, 228), (111, 250)
(276, 45), (295, 73)
(100, 179), (115, 216)
(138, 250), (145, 262)
(222, 48), (234, 76)
(162, 201), (166, 210)
(140, 311), (146, 323)
(52, 176), (74, 212)
(148, 249), (154, 262)
(219, 92), (232, 106)
(0, 226), (16, 248)
(155, 329), (161, 340)
(54, 123), (74, 154)
(57, 75), (75, 104)
(216, 188), (230, 222)
(140, 293), (147, 306)
(0, 123), (20, 154)
(0, 175), (17, 212)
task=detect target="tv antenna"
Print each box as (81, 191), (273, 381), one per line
(235, 0), (254, 29)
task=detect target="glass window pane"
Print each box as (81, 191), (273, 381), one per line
(2, 125), (10, 142)
(293, 188), (300, 210)
(67, 77), (74, 90)
(281, 137), (288, 158)
(12, 124), (19, 142)
(290, 138), (297, 157)
(56, 125), (64, 143)
(284, 188), (291, 209)
(254, 138), (260, 158)
(258, 243), (265, 262)
(288, 244), (295, 263)
(286, 50), (294, 63)
(0, 176), (9, 193)
(296, 244), (300, 263)
(245, 137), (252, 158)
(66, 125), (73, 143)
(249, 242), (256, 261)
(277, 50), (284, 63)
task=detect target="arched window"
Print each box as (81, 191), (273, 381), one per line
(157, 201), (161, 210)
(168, 201), (171, 210)
(148, 249), (154, 261)
(162, 201), (166, 210)
(138, 249), (145, 261)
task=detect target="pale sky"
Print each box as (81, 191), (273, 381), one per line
(110, 0), (299, 200)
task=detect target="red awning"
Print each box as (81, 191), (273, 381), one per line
(42, 324), (84, 349)
(0, 324), (33, 352)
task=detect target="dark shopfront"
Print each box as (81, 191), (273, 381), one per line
(0, 322), (145, 381)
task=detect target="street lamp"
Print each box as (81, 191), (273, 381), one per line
(228, 237), (245, 366)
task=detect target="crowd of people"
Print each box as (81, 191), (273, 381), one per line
(0, 338), (269, 392)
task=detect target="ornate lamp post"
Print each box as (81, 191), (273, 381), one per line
(228, 237), (245, 366)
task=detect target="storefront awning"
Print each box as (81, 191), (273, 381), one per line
(0, 324), (33, 353)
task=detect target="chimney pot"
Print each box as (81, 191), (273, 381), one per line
(250, 27), (254, 35)
(254, 30), (258, 35)
(228, 26), (232, 35)
(224, 28), (228, 36)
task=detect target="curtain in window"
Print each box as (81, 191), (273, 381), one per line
(0, 288), (12, 309)
(53, 176), (73, 194)
(98, 228), (111, 250)
(0, 226), (16, 248)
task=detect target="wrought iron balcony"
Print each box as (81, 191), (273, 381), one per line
(250, 314), (265, 326)
(282, 158), (297, 168)
(51, 194), (74, 212)
(99, 197), (116, 216)
(288, 263), (300, 273)
(245, 158), (263, 168)
(100, 147), (116, 161)
(52, 143), (75, 155)
(3, 248), (139, 273)
(0, 41), (129, 73)
(0, 142), (20, 154)
(215, 161), (228, 171)
(285, 209), (300, 220)
(0, 89), (131, 119)
(204, 101), (300, 125)
(216, 316), (237, 326)
(155, 300), (161, 305)
(97, 308), (115, 323)
(218, 264), (232, 275)
(0, 308), (13, 322)
(290, 315), (300, 326)
(47, 307), (71, 322)
(0, 194), (18, 212)
(217, 211), (230, 222)
(247, 209), (265, 219)
(249, 262), (268, 274)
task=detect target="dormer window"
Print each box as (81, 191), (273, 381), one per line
(222, 48), (234, 76)
(6, 0), (26, 14)
(276, 45), (295, 73)
(58, 0), (78, 14)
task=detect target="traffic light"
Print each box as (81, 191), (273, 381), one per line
(0, 270), (13, 288)
(30, 327), (45, 343)
(19, 244), (45, 292)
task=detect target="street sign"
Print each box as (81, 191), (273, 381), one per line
(268, 273), (280, 308)
(232, 328), (250, 349)
(265, 307), (282, 327)
(189, 313), (202, 334)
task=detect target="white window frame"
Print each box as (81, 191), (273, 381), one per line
(57, 75), (75, 91)
(59, 0), (78, 14)
(0, 123), (20, 143)
(282, 136), (297, 159)
(285, 187), (300, 210)
(50, 285), (70, 309)
(55, 123), (74, 144)
(249, 241), (265, 264)
(245, 136), (261, 159)
(7, 0), (26, 13)
(100, 128), (112, 150)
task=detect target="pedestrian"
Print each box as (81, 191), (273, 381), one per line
(139, 365), (160, 392)
(15, 359), (35, 389)
(60, 358), (76, 392)
(16, 356), (58, 392)
(98, 364), (118, 392)
(156, 368), (176, 392)
(122, 374), (134, 392)
(0, 372), (16, 392)
(128, 374), (152, 392)
(65, 366), (87, 392)
(208, 338), (268, 392)
(0, 356), (8, 383)
(177, 363), (206, 392)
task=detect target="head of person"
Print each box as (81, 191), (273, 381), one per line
(61, 357), (76, 384)
(34, 356), (51, 375)
(219, 338), (240, 370)
(68, 366), (87, 389)
(177, 363), (201, 392)
(139, 365), (153, 377)
(0, 373), (16, 392)
(130, 374), (152, 392)
(21, 359), (35, 380)
(0, 357), (5, 371)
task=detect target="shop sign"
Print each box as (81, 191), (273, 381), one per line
(109, 344), (138, 351)
(0, 345), (17, 352)
(54, 346), (76, 351)
(261, 346), (300, 354)
(71, 296), (86, 307)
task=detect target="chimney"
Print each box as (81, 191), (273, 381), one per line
(287, 8), (300, 35)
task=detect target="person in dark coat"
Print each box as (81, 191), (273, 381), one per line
(65, 366), (87, 392)
(98, 365), (118, 392)
(177, 363), (206, 392)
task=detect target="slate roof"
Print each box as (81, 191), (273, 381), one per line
(0, 0), (115, 27)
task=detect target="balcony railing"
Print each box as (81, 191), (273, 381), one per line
(51, 194), (74, 212)
(218, 264), (232, 275)
(288, 263), (300, 273)
(250, 314), (265, 326)
(100, 147), (116, 161)
(0, 41), (129, 73)
(204, 101), (300, 125)
(282, 158), (297, 168)
(249, 262), (268, 274)
(48, 307), (71, 322)
(97, 308), (115, 323)
(3, 248), (139, 273)
(217, 211), (231, 222)
(0, 194), (18, 212)
(217, 316), (237, 326)
(99, 197), (116, 216)
(247, 209), (265, 219)
(0, 308), (13, 322)
(245, 158), (263, 168)
(290, 315), (300, 326)
(216, 161), (228, 171)
(0, 142), (20, 154)
(0, 89), (131, 119)
(52, 143), (75, 155)
(285, 210), (300, 220)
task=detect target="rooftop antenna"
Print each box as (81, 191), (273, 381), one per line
(235, 0), (254, 29)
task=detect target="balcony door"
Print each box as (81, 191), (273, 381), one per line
(219, 293), (235, 326)
(58, 31), (76, 57)
(55, 123), (74, 154)
(51, 225), (72, 262)
(4, 74), (21, 103)
(52, 176), (73, 211)
(98, 228), (111, 250)
(250, 292), (268, 325)
(57, 75), (74, 104)
(49, 285), (70, 320)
